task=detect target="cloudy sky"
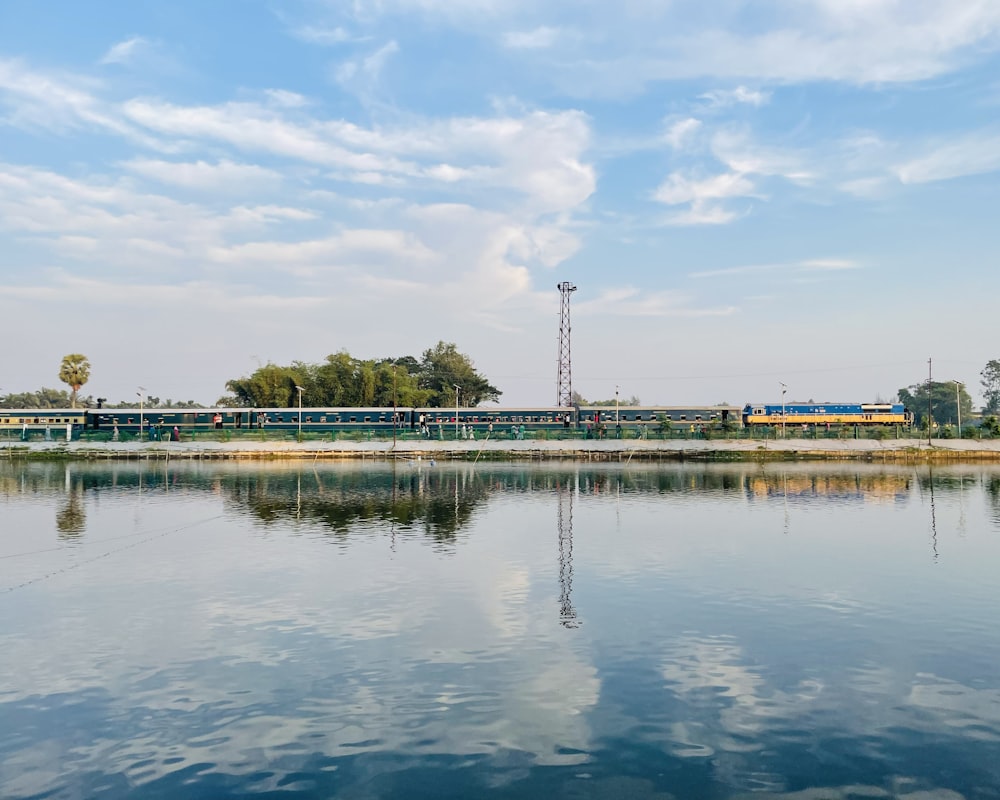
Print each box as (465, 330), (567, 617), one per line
(1, 1), (998, 407)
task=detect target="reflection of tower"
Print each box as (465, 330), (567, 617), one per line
(556, 281), (577, 407)
(557, 482), (580, 628)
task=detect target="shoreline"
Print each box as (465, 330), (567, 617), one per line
(5, 438), (1000, 462)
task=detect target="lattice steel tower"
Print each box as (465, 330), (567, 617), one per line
(556, 281), (577, 407)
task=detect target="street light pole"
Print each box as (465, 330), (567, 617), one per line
(779, 382), (787, 438)
(954, 380), (962, 438)
(295, 385), (304, 439)
(137, 386), (145, 441)
(454, 384), (460, 439)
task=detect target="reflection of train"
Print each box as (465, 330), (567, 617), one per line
(744, 473), (912, 503)
(742, 402), (912, 427)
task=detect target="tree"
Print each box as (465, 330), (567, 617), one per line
(418, 342), (501, 407)
(225, 363), (304, 407)
(898, 380), (972, 430)
(982, 360), (1000, 415)
(58, 354), (91, 409)
(1, 388), (82, 409)
(219, 344), (497, 408)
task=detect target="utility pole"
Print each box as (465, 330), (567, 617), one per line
(927, 358), (933, 446)
(138, 386), (145, 442)
(955, 380), (961, 438)
(780, 382), (787, 438)
(556, 282), (577, 408)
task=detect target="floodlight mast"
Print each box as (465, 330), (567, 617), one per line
(556, 282), (577, 407)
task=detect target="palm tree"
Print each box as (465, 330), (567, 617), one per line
(58, 354), (91, 409)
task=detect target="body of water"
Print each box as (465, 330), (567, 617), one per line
(2, 461), (999, 799)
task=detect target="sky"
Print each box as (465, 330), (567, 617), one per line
(1, 0), (998, 409)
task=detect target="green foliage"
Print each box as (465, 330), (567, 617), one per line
(573, 392), (642, 406)
(982, 415), (1000, 437)
(982, 360), (1000, 415)
(58, 354), (91, 408)
(220, 343), (497, 408)
(898, 380), (972, 430)
(0, 388), (82, 409)
(418, 341), (501, 407)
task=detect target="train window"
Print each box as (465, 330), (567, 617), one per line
(695, 415), (702, 421)
(349, 416), (356, 422)
(319, 416), (326, 423)
(679, 415), (687, 420)
(364, 416), (371, 422)
(275, 416), (283, 423)
(306, 416), (313, 422)
(127, 417), (133, 423)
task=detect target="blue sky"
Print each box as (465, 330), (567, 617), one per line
(1, 0), (998, 407)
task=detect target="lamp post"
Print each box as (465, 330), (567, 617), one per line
(953, 380), (962, 438)
(391, 366), (397, 447)
(137, 386), (145, 441)
(779, 382), (787, 438)
(295, 385), (304, 439)
(616, 384), (621, 439)
(454, 384), (460, 439)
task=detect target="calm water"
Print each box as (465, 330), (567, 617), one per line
(2, 461), (1000, 799)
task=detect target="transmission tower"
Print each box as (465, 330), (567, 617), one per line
(556, 281), (577, 407)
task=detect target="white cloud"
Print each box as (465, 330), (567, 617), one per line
(502, 26), (561, 49)
(209, 228), (435, 267)
(121, 159), (283, 191)
(654, 171), (755, 206)
(261, 89), (310, 108)
(665, 203), (744, 226)
(896, 132), (1000, 184)
(711, 130), (814, 183)
(0, 59), (160, 145)
(575, 287), (737, 317)
(291, 25), (355, 45)
(664, 117), (702, 149)
(653, 171), (756, 227)
(699, 86), (770, 108)
(334, 40), (400, 105)
(475, 1), (1000, 96)
(689, 259), (860, 279)
(99, 36), (149, 66)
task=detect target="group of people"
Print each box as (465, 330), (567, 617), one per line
(110, 424), (181, 442)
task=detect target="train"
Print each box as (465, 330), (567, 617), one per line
(0, 401), (911, 440)
(741, 402), (912, 427)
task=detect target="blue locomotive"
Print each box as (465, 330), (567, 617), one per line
(742, 402), (912, 427)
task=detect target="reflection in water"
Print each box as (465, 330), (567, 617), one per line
(744, 471), (913, 504)
(557, 476), (579, 628)
(2, 461), (1000, 798)
(54, 491), (86, 537)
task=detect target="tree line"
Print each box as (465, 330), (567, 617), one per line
(218, 342), (501, 409)
(4, 353), (1000, 422)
